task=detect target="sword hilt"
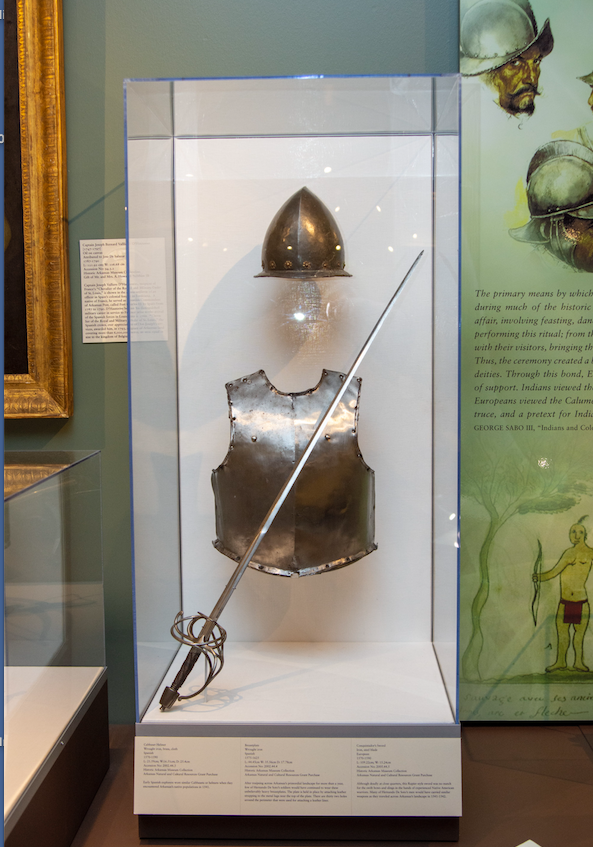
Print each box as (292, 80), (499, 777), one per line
(159, 645), (203, 710)
(159, 612), (227, 710)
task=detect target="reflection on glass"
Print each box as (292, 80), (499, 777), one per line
(275, 279), (341, 353)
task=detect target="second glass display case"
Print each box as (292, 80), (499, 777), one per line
(4, 451), (108, 847)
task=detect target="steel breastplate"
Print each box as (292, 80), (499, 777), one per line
(211, 369), (376, 577)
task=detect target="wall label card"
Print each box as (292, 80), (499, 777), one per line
(80, 237), (168, 343)
(80, 239), (127, 343)
(134, 736), (461, 817)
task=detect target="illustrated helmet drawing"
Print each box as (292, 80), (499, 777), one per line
(510, 141), (593, 244)
(579, 71), (593, 87)
(460, 0), (553, 77)
(255, 187), (352, 279)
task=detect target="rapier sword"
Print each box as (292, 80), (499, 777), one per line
(159, 250), (424, 710)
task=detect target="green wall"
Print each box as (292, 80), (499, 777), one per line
(5, 0), (459, 722)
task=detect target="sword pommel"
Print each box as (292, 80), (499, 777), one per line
(159, 686), (180, 711)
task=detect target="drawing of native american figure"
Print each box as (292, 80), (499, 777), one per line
(532, 516), (593, 673)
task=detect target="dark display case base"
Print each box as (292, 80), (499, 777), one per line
(5, 678), (109, 847)
(138, 813), (459, 841)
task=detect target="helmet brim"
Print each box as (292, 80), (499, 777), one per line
(509, 202), (593, 243)
(509, 218), (548, 243)
(461, 18), (553, 77)
(254, 268), (352, 279)
(571, 203), (593, 220)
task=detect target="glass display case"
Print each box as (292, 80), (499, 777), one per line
(126, 74), (460, 840)
(4, 451), (108, 847)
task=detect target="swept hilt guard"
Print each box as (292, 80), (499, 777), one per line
(159, 612), (227, 711)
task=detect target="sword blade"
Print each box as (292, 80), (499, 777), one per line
(160, 250), (424, 708)
(208, 249), (423, 627)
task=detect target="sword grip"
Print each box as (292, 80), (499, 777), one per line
(159, 645), (202, 710)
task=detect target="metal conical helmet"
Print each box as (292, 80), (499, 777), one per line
(255, 187), (352, 279)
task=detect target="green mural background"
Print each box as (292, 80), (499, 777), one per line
(460, 0), (593, 719)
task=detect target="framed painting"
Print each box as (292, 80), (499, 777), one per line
(4, 0), (72, 418)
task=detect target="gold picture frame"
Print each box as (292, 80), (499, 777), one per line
(4, 462), (69, 499)
(4, 0), (72, 418)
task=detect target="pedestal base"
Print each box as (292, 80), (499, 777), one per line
(5, 673), (109, 847)
(139, 812), (459, 841)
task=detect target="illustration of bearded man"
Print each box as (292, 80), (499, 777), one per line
(573, 71), (593, 149)
(460, 0), (553, 117)
(580, 70), (593, 115)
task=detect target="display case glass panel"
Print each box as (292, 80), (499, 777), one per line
(4, 450), (106, 832)
(126, 75), (460, 730)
